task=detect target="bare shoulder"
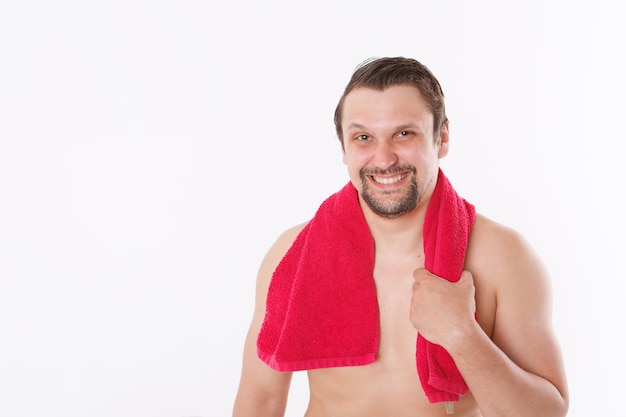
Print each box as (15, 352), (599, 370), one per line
(274, 221), (309, 253)
(253, 221), (310, 312)
(469, 214), (541, 261)
(467, 213), (549, 290)
(259, 221), (309, 278)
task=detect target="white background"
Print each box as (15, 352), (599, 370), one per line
(1, 1), (624, 416)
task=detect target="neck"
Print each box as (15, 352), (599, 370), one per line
(360, 196), (430, 252)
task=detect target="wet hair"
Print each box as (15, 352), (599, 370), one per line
(333, 57), (448, 147)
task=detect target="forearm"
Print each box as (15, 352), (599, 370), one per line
(232, 392), (288, 417)
(450, 323), (568, 417)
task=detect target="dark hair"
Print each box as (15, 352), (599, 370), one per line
(333, 57), (447, 147)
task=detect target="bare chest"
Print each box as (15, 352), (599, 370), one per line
(371, 249), (423, 361)
(306, 248), (484, 416)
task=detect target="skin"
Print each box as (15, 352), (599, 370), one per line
(233, 85), (569, 417)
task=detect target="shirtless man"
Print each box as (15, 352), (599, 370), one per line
(232, 57), (569, 417)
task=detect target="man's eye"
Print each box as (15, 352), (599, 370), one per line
(395, 130), (416, 140)
(356, 134), (370, 141)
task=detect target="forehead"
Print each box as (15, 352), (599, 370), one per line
(342, 85), (433, 128)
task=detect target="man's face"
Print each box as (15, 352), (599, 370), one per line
(340, 85), (448, 219)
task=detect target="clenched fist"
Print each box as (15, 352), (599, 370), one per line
(409, 268), (477, 349)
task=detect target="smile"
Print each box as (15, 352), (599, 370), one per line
(371, 173), (408, 185)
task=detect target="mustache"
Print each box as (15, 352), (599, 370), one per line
(360, 165), (417, 176)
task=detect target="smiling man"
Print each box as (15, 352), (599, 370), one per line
(232, 57), (569, 417)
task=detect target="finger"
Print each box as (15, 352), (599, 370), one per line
(459, 270), (474, 284)
(412, 267), (430, 282)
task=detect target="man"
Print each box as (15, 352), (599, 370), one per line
(232, 57), (568, 417)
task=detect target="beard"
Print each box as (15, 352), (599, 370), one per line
(359, 165), (420, 219)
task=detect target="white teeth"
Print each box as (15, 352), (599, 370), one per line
(373, 174), (407, 184)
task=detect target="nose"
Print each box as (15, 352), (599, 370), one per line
(372, 140), (398, 170)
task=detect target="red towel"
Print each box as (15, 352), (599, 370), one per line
(419, 168), (475, 402)
(257, 169), (475, 403)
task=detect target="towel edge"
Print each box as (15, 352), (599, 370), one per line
(257, 348), (377, 372)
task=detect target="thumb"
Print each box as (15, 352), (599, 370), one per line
(412, 267), (432, 283)
(459, 270), (473, 282)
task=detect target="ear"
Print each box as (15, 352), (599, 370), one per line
(341, 146), (347, 165)
(437, 122), (450, 158)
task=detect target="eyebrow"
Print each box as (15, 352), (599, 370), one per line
(345, 122), (425, 132)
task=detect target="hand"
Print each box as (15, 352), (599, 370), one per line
(409, 269), (477, 348)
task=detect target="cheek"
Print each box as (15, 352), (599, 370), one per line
(344, 155), (367, 178)
(401, 148), (432, 166)
(342, 153), (365, 180)
(343, 147), (370, 166)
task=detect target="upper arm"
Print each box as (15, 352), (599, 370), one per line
(233, 223), (308, 417)
(468, 216), (569, 399)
